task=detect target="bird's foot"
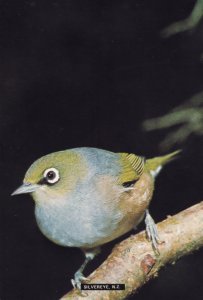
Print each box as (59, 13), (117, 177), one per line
(71, 270), (89, 290)
(145, 210), (163, 254)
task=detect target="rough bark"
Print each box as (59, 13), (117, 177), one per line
(61, 201), (203, 300)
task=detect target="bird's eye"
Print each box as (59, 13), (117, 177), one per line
(43, 168), (60, 184)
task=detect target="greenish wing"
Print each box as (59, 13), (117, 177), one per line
(117, 153), (145, 185)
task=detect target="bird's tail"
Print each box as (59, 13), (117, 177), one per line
(145, 150), (181, 177)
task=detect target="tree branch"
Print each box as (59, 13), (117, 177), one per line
(61, 201), (203, 300)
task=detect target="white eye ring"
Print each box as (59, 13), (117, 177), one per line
(43, 168), (60, 184)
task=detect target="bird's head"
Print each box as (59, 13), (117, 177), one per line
(11, 150), (86, 203)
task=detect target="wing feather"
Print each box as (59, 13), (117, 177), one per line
(117, 153), (145, 185)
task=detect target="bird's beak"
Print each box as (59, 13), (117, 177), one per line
(11, 183), (40, 196)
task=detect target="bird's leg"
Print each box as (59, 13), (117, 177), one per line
(145, 209), (162, 254)
(71, 247), (100, 289)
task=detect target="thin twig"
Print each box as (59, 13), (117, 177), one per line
(161, 0), (203, 38)
(142, 91), (203, 150)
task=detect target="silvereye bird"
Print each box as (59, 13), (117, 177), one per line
(12, 147), (179, 288)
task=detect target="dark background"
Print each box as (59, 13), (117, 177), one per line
(0, 0), (203, 299)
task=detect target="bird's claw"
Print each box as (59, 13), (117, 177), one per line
(71, 270), (88, 290)
(145, 210), (163, 254)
